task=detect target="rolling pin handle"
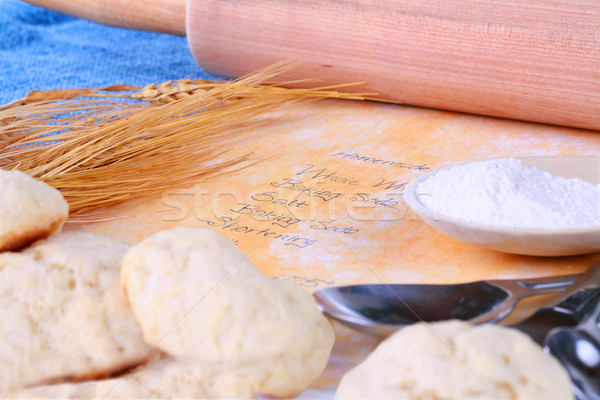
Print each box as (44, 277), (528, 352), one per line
(20, 0), (187, 36)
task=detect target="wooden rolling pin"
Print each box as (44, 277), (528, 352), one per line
(23, 0), (600, 131)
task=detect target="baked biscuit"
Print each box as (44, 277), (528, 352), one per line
(10, 354), (255, 399)
(336, 320), (573, 399)
(121, 227), (335, 398)
(0, 168), (68, 252)
(0, 231), (150, 395)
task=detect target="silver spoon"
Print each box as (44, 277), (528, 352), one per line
(545, 296), (600, 400)
(313, 262), (600, 338)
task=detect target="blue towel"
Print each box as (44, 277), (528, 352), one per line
(0, 0), (220, 105)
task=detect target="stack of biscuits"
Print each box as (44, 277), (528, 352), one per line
(0, 168), (335, 398)
(0, 168), (576, 400)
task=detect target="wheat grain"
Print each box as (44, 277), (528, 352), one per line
(0, 62), (373, 220)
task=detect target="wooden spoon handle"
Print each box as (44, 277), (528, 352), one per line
(21, 0), (186, 36)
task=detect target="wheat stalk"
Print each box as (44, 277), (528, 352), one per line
(0, 62), (373, 220)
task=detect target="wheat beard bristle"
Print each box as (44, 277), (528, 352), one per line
(0, 61), (373, 221)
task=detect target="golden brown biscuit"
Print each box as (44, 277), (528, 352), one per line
(0, 168), (68, 252)
(0, 231), (151, 395)
(336, 320), (573, 399)
(9, 354), (254, 399)
(121, 227), (335, 398)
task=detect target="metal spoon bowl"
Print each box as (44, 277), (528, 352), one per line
(314, 263), (600, 338)
(314, 275), (581, 337)
(545, 296), (600, 400)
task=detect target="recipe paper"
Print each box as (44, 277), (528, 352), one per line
(68, 98), (600, 391)
(71, 99), (600, 290)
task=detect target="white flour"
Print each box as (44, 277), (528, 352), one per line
(416, 158), (600, 229)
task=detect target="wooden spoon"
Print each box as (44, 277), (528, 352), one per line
(403, 156), (600, 257)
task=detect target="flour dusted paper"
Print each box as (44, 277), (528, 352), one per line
(71, 99), (600, 289)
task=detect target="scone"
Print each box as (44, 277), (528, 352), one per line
(121, 227), (335, 398)
(0, 231), (151, 395)
(0, 168), (68, 252)
(336, 320), (573, 399)
(10, 353), (255, 399)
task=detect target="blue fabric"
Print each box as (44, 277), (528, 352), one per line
(0, 0), (221, 105)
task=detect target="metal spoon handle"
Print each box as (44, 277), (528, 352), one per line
(488, 273), (581, 297)
(545, 296), (600, 400)
(471, 263), (600, 326)
(580, 296), (600, 340)
(550, 264), (600, 319)
(471, 274), (582, 325)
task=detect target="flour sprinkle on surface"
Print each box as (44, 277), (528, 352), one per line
(416, 158), (600, 229)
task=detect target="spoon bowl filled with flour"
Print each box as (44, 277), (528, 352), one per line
(403, 156), (600, 256)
